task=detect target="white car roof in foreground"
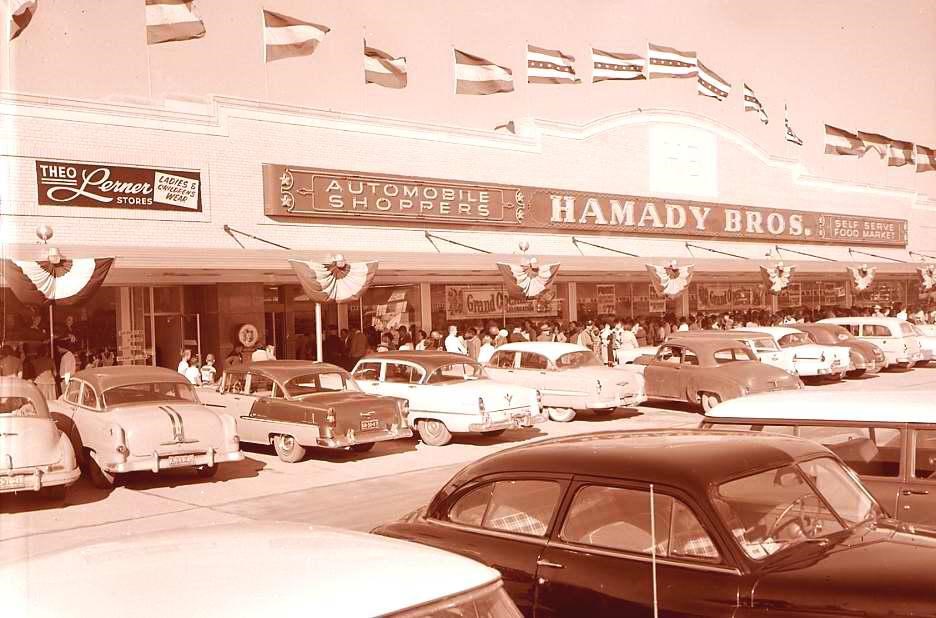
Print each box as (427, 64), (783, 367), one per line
(496, 341), (588, 359)
(820, 317), (910, 326)
(0, 523), (500, 618)
(740, 326), (800, 337)
(706, 390), (936, 424)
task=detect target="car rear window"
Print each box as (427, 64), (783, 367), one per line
(712, 347), (756, 363)
(103, 382), (197, 407)
(0, 397), (40, 417)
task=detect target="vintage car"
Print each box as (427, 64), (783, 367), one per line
(374, 429), (936, 617)
(792, 322), (886, 376)
(910, 323), (936, 366)
(198, 360), (411, 462)
(614, 345), (659, 365)
(0, 377), (80, 498)
(668, 330), (797, 374)
(701, 390), (936, 529)
(819, 316), (923, 369)
(634, 336), (802, 413)
(740, 326), (849, 379)
(483, 342), (645, 423)
(48, 367), (242, 488)
(0, 522), (522, 618)
(351, 352), (545, 447)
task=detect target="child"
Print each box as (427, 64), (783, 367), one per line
(200, 354), (218, 385)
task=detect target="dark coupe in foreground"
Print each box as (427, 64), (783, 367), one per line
(374, 429), (936, 617)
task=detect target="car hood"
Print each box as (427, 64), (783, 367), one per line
(752, 523), (936, 616)
(0, 416), (63, 468)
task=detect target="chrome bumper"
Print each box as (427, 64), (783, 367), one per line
(586, 393), (647, 409)
(316, 426), (413, 448)
(112, 448), (244, 473)
(0, 466), (81, 493)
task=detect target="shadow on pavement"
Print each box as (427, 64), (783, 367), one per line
(573, 407), (645, 422)
(115, 455), (268, 491)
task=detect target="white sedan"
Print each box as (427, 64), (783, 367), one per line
(742, 326), (849, 379)
(911, 324), (936, 366)
(352, 351), (545, 446)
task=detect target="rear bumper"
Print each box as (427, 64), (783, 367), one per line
(0, 466), (81, 493)
(316, 426), (413, 449)
(111, 448), (244, 473)
(586, 393), (646, 409)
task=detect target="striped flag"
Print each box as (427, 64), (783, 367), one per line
(784, 105), (803, 145)
(145, 0), (205, 45)
(857, 131), (890, 158)
(647, 43), (697, 79)
(263, 10), (328, 62)
(9, 0), (36, 40)
(591, 48), (645, 81)
(824, 125), (863, 156)
(527, 45), (579, 84)
(696, 59), (730, 100)
(454, 49), (514, 95)
(743, 84), (768, 124)
(917, 145), (936, 173)
(887, 140), (914, 167)
(364, 43), (406, 88)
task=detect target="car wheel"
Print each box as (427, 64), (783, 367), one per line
(700, 392), (721, 414)
(546, 407), (576, 423)
(195, 464), (218, 478)
(915, 360), (930, 367)
(86, 450), (116, 489)
(349, 442), (376, 453)
(417, 419), (452, 447)
(272, 434), (307, 463)
(481, 429), (507, 437)
(846, 369), (866, 378)
(40, 485), (67, 500)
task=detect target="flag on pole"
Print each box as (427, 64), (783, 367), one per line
(591, 48), (645, 81)
(917, 145), (936, 173)
(857, 130), (890, 158)
(824, 125), (863, 156)
(454, 49), (514, 95)
(743, 84), (768, 124)
(364, 43), (407, 88)
(145, 0), (205, 45)
(647, 43), (697, 79)
(9, 0), (36, 40)
(784, 105), (803, 145)
(527, 45), (579, 84)
(887, 140), (914, 167)
(696, 59), (730, 100)
(263, 10), (329, 62)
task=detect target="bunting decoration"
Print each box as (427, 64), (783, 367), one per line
(920, 264), (936, 292)
(696, 59), (730, 100)
(288, 255), (377, 303)
(527, 45), (579, 84)
(646, 261), (694, 299)
(9, 0), (35, 40)
(263, 10), (329, 62)
(454, 49), (514, 95)
(145, 0), (205, 45)
(743, 84), (768, 124)
(761, 262), (795, 295)
(857, 130), (890, 158)
(591, 48), (645, 81)
(496, 256), (560, 299)
(2, 257), (114, 306)
(647, 43), (697, 79)
(847, 264), (876, 292)
(888, 140), (914, 167)
(784, 104), (803, 145)
(917, 145), (936, 173)
(365, 42), (407, 88)
(824, 125), (863, 156)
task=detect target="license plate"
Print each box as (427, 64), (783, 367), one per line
(0, 476), (27, 490)
(166, 454), (196, 467)
(360, 419), (380, 431)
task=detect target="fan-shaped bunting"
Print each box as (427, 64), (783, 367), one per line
(496, 257), (560, 299)
(288, 255), (378, 302)
(2, 258), (114, 306)
(847, 264), (876, 292)
(919, 264), (936, 292)
(646, 261), (694, 299)
(761, 262), (795, 295)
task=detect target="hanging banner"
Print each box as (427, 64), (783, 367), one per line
(445, 286), (559, 321)
(263, 165), (908, 247)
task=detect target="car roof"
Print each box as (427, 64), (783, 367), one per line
(446, 429), (826, 496)
(0, 377), (49, 417)
(664, 336), (756, 354)
(738, 326), (799, 336)
(705, 390), (936, 424)
(74, 366), (189, 392)
(233, 360), (347, 381)
(820, 317), (909, 325)
(360, 351), (479, 373)
(668, 330), (772, 339)
(494, 341), (588, 359)
(0, 523), (501, 617)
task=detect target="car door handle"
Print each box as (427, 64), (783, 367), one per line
(536, 559), (564, 569)
(901, 488), (929, 496)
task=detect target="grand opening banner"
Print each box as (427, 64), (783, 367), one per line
(264, 165), (908, 247)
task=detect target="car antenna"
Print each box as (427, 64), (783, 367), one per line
(650, 483), (659, 618)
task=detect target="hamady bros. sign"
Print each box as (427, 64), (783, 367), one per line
(263, 165), (908, 247)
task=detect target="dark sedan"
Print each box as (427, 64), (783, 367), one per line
(794, 322), (885, 377)
(374, 429), (936, 617)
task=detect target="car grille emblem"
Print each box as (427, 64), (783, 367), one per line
(505, 394), (513, 406)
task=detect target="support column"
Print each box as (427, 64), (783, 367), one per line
(567, 282), (578, 323)
(419, 282), (432, 332)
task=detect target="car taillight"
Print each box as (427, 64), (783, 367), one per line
(478, 397), (485, 414)
(116, 444), (129, 456)
(536, 390), (542, 408)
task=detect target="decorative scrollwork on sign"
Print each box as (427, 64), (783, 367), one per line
(847, 264), (876, 292)
(761, 261), (795, 295)
(646, 260), (694, 299)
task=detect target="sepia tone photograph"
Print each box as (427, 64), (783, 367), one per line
(1, 0), (936, 615)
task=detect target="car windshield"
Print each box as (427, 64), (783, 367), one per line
(284, 372), (357, 397)
(745, 336), (780, 353)
(900, 322), (916, 337)
(712, 347), (757, 363)
(394, 581), (521, 618)
(0, 396), (42, 417)
(778, 332), (811, 348)
(103, 382), (198, 407)
(428, 362), (486, 384)
(713, 457), (879, 561)
(555, 351), (603, 369)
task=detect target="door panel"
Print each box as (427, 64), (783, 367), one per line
(897, 428), (936, 527)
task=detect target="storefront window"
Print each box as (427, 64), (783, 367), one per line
(431, 282), (566, 332)
(348, 284), (422, 336)
(853, 279), (907, 308)
(690, 282), (765, 313)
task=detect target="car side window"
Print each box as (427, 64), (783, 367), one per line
(842, 324), (859, 336)
(221, 372), (245, 394)
(447, 480), (562, 538)
(64, 380), (82, 404)
(80, 384), (98, 409)
(864, 325), (889, 337)
(912, 430), (936, 480)
(247, 373), (273, 397)
(519, 352), (548, 370)
(657, 346), (681, 364)
(352, 362), (382, 381)
(488, 351), (516, 369)
(681, 349), (699, 366)
(384, 362), (408, 384)
(799, 425), (902, 478)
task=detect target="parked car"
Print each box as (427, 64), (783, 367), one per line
(739, 326), (849, 379)
(48, 367), (243, 488)
(198, 360), (411, 462)
(701, 390), (936, 529)
(791, 322), (885, 377)
(668, 330), (797, 374)
(819, 316), (923, 369)
(0, 522), (522, 618)
(351, 351), (545, 447)
(634, 336), (802, 413)
(0, 377), (80, 499)
(483, 342), (645, 422)
(910, 323), (936, 366)
(614, 345), (659, 365)
(374, 428), (936, 617)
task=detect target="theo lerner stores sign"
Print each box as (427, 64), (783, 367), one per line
(263, 165), (907, 247)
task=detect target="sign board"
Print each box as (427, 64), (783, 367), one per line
(596, 284), (617, 315)
(263, 165), (908, 247)
(445, 286), (559, 321)
(36, 160), (202, 212)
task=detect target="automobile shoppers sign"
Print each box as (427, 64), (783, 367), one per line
(36, 160), (202, 212)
